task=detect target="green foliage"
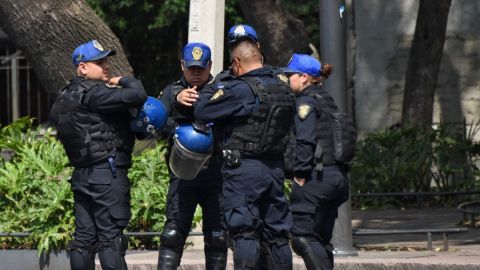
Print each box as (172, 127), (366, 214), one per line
(0, 118), (73, 254)
(0, 118), (202, 253)
(85, 0), (244, 97)
(86, 0), (191, 96)
(127, 143), (170, 249)
(84, 0), (319, 96)
(350, 123), (480, 208)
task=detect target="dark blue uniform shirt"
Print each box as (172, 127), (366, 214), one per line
(159, 76), (213, 119)
(293, 84), (321, 179)
(84, 76), (146, 113)
(193, 67), (277, 122)
(158, 75), (213, 137)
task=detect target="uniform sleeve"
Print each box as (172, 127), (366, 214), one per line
(158, 84), (173, 115)
(293, 98), (317, 179)
(87, 77), (147, 113)
(193, 80), (257, 122)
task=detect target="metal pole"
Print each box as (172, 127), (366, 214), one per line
(319, 0), (357, 256)
(11, 51), (19, 121)
(188, 0), (225, 76)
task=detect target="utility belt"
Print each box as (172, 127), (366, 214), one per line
(321, 162), (349, 172)
(221, 149), (281, 169)
(77, 153), (118, 176)
(314, 141), (349, 172)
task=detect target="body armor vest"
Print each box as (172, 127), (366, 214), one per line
(309, 91), (357, 165)
(50, 79), (124, 167)
(221, 75), (295, 159)
(311, 92), (338, 165)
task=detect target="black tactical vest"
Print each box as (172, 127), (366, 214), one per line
(50, 78), (124, 167)
(309, 91), (357, 165)
(221, 74), (295, 159)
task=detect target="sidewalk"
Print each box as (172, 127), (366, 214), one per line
(351, 207), (480, 250)
(120, 207), (480, 270)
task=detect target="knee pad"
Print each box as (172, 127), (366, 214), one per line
(261, 238), (292, 270)
(114, 235), (128, 253)
(204, 230), (227, 251)
(69, 240), (96, 270)
(291, 236), (331, 270)
(229, 231), (260, 269)
(160, 228), (185, 252)
(114, 235), (128, 270)
(96, 236), (128, 270)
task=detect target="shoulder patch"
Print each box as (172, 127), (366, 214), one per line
(210, 89), (224, 101)
(297, 104), (312, 120)
(277, 74), (288, 83)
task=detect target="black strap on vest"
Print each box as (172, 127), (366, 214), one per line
(222, 75), (294, 158)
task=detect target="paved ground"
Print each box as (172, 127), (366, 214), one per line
(119, 207), (480, 269)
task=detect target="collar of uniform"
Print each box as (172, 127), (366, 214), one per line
(297, 84), (318, 97)
(179, 75), (214, 89)
(238, 66), (271, 78)
(179, 77), (189, 87)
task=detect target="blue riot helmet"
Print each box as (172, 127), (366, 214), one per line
(169, 121), (214, 180)
(130, 96), (168, 134)
(227, 24), (258, 46)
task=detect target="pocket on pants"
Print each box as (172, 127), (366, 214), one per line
(224, 205), (259, 232)
(88, 168), (113, 185)
(109, 205), (131, 227)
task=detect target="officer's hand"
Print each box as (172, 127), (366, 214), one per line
(294, 177), (305, 187)
(108, 76), (122, 86)
(176, 86), (199, 107)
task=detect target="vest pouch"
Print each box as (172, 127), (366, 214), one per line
(329, 112), (356, 163)
(169, 137), (212, 180)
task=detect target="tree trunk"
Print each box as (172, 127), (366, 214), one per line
(238, 0), (311, 67)
(401, 0), (452, 127)
(0, 0), (133, 93)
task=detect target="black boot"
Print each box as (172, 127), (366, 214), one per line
(157, 248), (181, 270)
(205, 250), (227, 270)
(291, 236), (325, 270)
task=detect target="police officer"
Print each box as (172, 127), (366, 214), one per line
(50, 40), (148, 270)
(157, 42), (227, 270)
(283, 54), (350, 270)
(194, 30), (295, 270)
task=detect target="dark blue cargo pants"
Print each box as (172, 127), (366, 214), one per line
(222, 158), (292, 270)
(290, 165), (349, 270)
(69, 162), (131, 270)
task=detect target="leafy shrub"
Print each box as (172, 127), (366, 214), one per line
(127, 142), (169, 249)
(0, 118), (202, 253)
(0, 117), (73, 253)
(350, 123), (480, 209)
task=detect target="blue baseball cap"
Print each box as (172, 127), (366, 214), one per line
(227, 24), (258, 45)
(182, 42), (211, 68)
(72, 40), (116, 66)
(282, 54), (322, 77)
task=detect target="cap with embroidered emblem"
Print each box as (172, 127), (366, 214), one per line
(183, 42), (211, 68)
(227, 24), (258, 45)
(72, 40), (116, 66)
(282, 53), (321, 77)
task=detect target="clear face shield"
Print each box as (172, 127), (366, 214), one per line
(169, 138), (212, 180)
(168, 122), (213, 180)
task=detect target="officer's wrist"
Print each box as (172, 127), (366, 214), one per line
(175, 91), (182, 103)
